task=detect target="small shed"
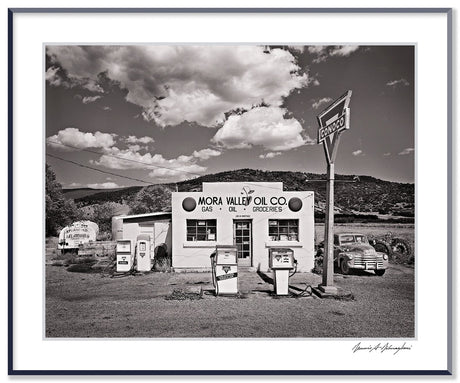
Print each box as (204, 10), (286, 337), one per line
(111, 212), (172, 261)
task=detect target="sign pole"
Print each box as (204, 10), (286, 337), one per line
(322, 162), (335, 288)
(315, 90), (352, 295)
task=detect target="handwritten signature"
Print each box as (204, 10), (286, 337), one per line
(352, 342), (412, 355)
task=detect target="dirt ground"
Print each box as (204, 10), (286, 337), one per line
(46, 263), (414, 338)
(46, 223), (414, 338)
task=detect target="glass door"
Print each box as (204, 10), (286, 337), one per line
(233, 220), (252, 266)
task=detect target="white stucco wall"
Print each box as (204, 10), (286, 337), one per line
(171, 182), (314, 272)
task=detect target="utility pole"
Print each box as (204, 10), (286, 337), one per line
(316, 90), (352, 295)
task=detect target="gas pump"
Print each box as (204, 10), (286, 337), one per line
(210, 245), (238, 295)
(136, 234), (151, 272)
(269, 248), (296, 295)
(116, 239), (134, 272)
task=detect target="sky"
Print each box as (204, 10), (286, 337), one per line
(45, 45), (415, 189)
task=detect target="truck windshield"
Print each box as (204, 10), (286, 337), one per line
(355, 235), (367, 243)
(340, 235), (355, 244)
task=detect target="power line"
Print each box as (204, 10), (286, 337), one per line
(46, 153), (154, 185)
(46, 139), (292, 192)
(47, 139), (205, 178)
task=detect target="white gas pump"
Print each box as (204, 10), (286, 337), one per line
(269, 248), (296, 295)
(210, 245), (238, 295)
(136, 234), (151, 272)
(116, 239), (133, 272)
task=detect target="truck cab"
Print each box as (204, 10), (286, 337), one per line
(333, 233), (388, 276)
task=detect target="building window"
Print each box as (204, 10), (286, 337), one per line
(268, 219), (299, 241)
(186, 219), (217, 241)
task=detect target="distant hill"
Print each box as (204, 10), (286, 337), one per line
(63, 186), (143, 204)
(65, 169), (414, 218)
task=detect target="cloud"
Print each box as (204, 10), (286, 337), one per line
(87, 182), (121, 189)
(383, 152), (391, 156)
(212, 106), (313, 151)
(398, 147), (414, 155)
(45, 65), (104, 93)
(259, 152), (282, 159)
(102, 106), (112, 111)
(46, 45), (309, 127)
(288, 46), (305, 53)
(386, 78), (410, 87)
(330, 45), (359, 57)
(124, 135), (154, 145)
(93, 145), (207, 182)
(67, 181), (121, 189)
(192, 148), (222, 160)
(46, 66), (68, 87)
(47, 127), (116, 150)
(312, 97), (333, 109)
(352, 149), (364, 156)
(308, 45), (359, 63)
(148, 165), (207, 182)
(82, 95), (102, 104)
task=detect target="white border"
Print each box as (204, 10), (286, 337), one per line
(10, 9), (450, 374)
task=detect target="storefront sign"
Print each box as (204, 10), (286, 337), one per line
(195, 194), (288, 213)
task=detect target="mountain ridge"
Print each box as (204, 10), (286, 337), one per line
(64, 168), (414, 216)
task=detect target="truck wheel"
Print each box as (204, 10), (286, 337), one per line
(340, 260), (350, 275)
(391, 238), (412, 256)
(372, 240), (393, 258)
(375, 269), (386, 276)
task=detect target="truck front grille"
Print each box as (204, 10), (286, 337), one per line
(354, 256), (384, 268)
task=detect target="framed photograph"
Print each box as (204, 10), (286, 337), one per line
(8, 7), (453, 375)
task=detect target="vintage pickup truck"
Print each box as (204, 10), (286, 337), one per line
(317, 233), (389, 276)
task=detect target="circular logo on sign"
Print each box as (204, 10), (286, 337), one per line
(182, 197), (196, 212)
(288, 197), (302, 212)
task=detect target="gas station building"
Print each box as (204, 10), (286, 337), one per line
(113, 182), (315, 272)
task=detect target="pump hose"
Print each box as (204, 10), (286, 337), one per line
(287, 262), (313, 297)
(294, 284), (313, 298)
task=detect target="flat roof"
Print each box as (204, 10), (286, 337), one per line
(114, 211), (172, 220)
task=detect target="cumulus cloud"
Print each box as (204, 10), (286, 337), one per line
(92, 145), (207, 182)
(45, 65), (104, 93)
(212, 106), (313, 151)
(82, 95), (102, 104)
(87, 182), (121, 189)
(148, 165), (207, 182)
(46, 45), (309, 128)
(46, 127), (116, 150)
(312, 97), (333, 109)
(259, 152), (282, 159)
(46, 66), (67, 87)
(102, 106), (112, 111)
(386, 78), (410, 87)
(192, 148), (222, 160)
(124, 135), (154, 145)
(352, 149), (364, 156)
(383, 152), (391, 156)
(67, 181), (121, 189)
(399, 147), (414, 155)
(288, 46), (305, 53)
(330, 45), (359, 57)
(308, 45), (359, 63)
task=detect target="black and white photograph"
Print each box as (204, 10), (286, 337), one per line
(45, 44), (416, 339)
